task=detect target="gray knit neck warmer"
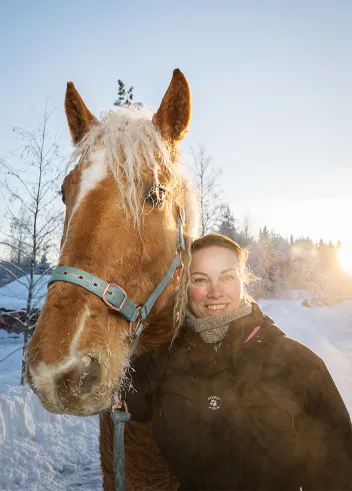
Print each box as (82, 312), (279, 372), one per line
(185, 298), (252, 343)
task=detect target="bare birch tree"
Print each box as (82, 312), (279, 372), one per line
(191, 146), (226, 236)
(8, 206), (31, 265)
(0, 105), (64, 383)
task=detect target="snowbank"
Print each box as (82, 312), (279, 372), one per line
(0, 329), (101, 490)
(0, 386), (101, 490)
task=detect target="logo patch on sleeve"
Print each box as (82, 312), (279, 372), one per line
(208, 396), (222, 410)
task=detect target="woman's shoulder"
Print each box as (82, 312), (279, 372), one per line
(265, 321), (326, 376)
(257, 306), (325, 371)
(279, 334), (324, 364)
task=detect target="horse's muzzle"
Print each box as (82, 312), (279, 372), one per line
(27, 355), (111, 416)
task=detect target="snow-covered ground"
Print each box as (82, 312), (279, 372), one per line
(0, 299), (351, 490)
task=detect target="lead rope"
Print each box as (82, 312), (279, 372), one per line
(110, 315), (144, 491)
(111, 318), (144, 491)
(111, 395), (131, 491)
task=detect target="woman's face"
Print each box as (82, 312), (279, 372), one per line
(188, 246), (243, 318)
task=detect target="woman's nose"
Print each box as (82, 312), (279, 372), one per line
(207, 282), (223, 299)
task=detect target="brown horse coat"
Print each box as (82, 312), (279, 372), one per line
(123, 303), (352, 491)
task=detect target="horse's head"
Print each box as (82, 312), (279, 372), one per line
(27, 69), (196, 416)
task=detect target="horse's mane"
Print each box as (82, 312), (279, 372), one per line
(70, 106), (199, 332)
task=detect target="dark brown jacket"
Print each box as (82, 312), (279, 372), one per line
(124, 303), (352, 490)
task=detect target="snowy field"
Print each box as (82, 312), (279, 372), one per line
(1, 299), (352, 490)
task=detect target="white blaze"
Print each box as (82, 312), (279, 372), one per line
(73, 147), (108, 215)
(60, 148), (107, 252)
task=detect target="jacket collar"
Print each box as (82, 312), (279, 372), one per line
(177, 302), (284, 377)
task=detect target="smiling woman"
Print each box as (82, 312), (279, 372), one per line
(120, 232), (352, 491)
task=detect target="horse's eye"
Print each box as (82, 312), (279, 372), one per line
(145, 185), (166, 207)
(60, 184), (66, 204)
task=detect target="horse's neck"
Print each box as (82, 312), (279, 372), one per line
(137, 299), (175, 353)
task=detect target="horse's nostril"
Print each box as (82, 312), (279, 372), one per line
(56, 356), (101, 406)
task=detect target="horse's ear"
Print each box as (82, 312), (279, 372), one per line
(152, 69), (192, 142)
(65, 82), (98, 145)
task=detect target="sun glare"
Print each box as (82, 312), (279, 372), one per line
(338, 247), (352, 274)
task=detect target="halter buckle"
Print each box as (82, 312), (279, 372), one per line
(102, 283), (128, 312)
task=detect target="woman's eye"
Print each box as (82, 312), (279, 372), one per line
(222, 275), (235, 282)
(192, 277), (207, 284)
(145, 185), (166, 207)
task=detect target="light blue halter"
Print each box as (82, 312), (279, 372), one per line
(47, 207), (186, 491)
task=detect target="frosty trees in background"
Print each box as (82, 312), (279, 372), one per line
(217, 207), (348, 302)
(218, 205), (254, 248)
(247, 227), (290, 299)
(0, 105), (64, 382)
(191, 146), (227, 237)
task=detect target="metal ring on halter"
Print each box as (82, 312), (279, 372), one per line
(129, 307), (142, 339)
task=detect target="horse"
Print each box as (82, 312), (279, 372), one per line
(26, 69), (198, 490)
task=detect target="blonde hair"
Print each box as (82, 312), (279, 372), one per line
(191, 233), (246, 269)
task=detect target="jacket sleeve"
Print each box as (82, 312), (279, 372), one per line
(302, 358), (352, 490)
(121, 345), (167, 422)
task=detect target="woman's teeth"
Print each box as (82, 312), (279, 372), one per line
(206, 304), (226, 310)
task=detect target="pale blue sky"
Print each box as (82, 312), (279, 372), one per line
(1, 0), (352, 245)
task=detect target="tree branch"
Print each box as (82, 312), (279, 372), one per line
(0, 346), (26, 364)
(0, 263), (28, 286)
